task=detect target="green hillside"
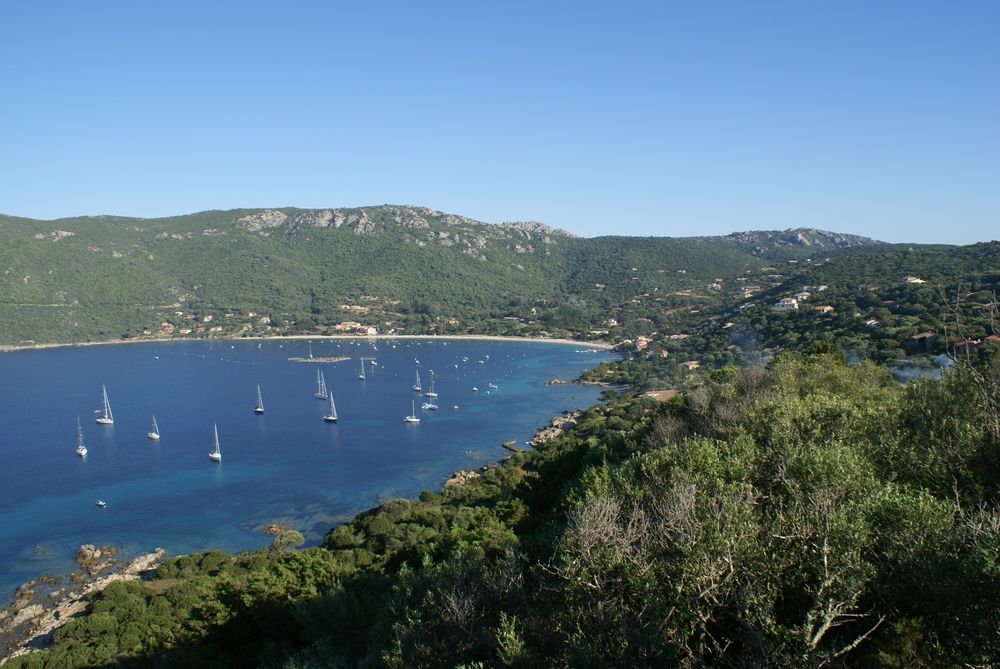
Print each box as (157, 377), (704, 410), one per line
(1, 207), (886, 345)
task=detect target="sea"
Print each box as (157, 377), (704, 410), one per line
(0, 338), (616, 599)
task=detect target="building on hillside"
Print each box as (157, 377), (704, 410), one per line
(795, 291), (811, 301)
(986, 335), (1000, 344)
(814, 305), (834, 314)
(952, 338), (982, 352)
(773, 298), (799, 311)
(679, 360), (700, 371)
(903, 276), (926, 284)
(907, 331), (938, 354)
(643, 389), (679, 402)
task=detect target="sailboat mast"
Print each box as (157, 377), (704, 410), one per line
(96, 385), (114, 424)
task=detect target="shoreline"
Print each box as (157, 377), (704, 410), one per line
(0, 332), (615, 354)
(0, 398), (612, 658)
(0, 335), (618, 606)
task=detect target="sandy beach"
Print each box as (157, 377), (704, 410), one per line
(0, 333), (616, 354)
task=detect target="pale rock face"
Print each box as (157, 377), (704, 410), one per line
(230, 206), (575, 253)
(296, 210), (336, 228)
(33, 230), (75, 241)
(237, 210), (289, 232)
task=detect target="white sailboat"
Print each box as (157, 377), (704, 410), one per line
(412, 364), (422, 392)
(254, 385), (264, 414)
(314, 370), (328, 400)
(421, 400), (438, 411)
(147, 415), (160, 440)
(424, 370), (438, 399)
(403, 400), (420, 423)
(95, 385), (114, 425)
(75, 417), (87, 457)
(357, 359), (366, 380)
(209, 422), (222, 462)
(323, 394), (338, 422)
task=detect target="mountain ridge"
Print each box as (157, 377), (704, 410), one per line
(0, 205), (908, 345)
(3, 205), (892, 246)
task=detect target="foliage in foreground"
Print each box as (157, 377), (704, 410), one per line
(7, 354), (1000, 668)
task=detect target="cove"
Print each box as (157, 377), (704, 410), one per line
(0, 338), (615, 598)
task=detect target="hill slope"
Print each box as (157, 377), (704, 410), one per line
(1, 206), (862, 345)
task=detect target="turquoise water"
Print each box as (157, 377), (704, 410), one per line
(0, 338), (614, 598)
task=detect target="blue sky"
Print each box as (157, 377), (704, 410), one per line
(1, 2), (997, 243)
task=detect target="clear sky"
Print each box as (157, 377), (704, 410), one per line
(1, 1), (997, 244)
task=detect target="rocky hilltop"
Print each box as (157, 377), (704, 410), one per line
(723, 227), (884, 259)
(227, 205), (572, 258)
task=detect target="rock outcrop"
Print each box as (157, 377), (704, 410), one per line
(1, 548), (166, 662)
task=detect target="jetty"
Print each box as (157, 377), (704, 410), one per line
(287, 355), (351, 364)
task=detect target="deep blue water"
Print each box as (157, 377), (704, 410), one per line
(0, 338), (614, 599)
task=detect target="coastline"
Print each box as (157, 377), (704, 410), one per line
(0, 335), (617, 606)
(0, 332), (615, 354)
(0, 391), (612, 659)
(0, 403), (595, 659)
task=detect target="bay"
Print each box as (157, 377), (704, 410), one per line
(0, 338), (615, 598)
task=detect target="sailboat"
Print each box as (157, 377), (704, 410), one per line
(75, 417), (87, 457)
(412, 364), (422, 392)
(314, 369), (328, 400)
(254, 385), (264, 414)
(403, 400), (420, 423)
(357, 359), (366, 380)
(147, 415), (160, 440)
(95, 385), (114, 425)
(323, 394), (338, 422)
(209, 422), (222, 462)
(424, 370), (438, 399)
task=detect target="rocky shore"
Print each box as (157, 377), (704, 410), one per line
(0, 546), (166, 663)
(443, 411), (583, 488)
(529, 410), (581, 447)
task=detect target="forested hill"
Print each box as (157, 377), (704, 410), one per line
(0, 206), (885, 345)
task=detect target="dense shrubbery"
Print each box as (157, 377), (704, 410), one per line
(8, 353), (999, 667)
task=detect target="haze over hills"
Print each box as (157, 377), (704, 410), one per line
(0, 205), (890, 346)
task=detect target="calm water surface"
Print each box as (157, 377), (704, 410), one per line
(0, 338), (614, 598)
